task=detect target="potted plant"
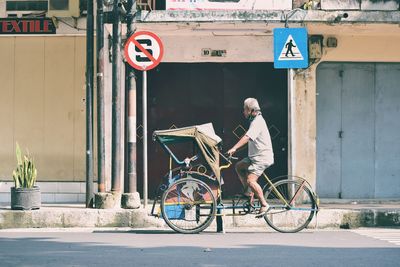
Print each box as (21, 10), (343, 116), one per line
(11, 143), (41, 210)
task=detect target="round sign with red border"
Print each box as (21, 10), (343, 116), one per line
(124, 31), (164, 71)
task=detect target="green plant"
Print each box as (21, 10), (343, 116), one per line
(12, 143), (37, 188)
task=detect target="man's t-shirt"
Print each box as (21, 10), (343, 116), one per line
(245, 114), (274, 165)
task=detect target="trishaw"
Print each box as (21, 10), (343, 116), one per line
(151, 123), (319, 234)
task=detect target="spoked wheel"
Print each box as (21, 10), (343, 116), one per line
(263, 179), (316, 233)
(161, 178), (216, 234)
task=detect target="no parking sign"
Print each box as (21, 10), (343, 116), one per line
(124, 31), (164, 71)
(124, 31), (164, 208)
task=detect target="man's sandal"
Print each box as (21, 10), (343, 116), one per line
(255, 205), (269, 219)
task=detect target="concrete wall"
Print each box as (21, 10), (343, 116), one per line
(134, 23), (276, 62)
(2, 19), (399, 195)
(0, 36), (87, 182)
(318, 0), (399, 10)
(135, 22), (400, 190)
(0, 1), (5, 18)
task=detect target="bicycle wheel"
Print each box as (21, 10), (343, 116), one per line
(263, 179), (316, 233)
(161, 177), (217, 234)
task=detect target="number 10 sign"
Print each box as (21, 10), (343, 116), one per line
(124, 31), (164, 71)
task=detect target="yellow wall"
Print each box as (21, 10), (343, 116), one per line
(0, 36), (86, 182)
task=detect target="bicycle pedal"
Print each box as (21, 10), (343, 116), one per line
(245, 202), (256, 212)
(255, 213), (266, 219)
(248, 208), (258, 214)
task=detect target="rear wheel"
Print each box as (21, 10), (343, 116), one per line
(161, 178), (216, 234)
(263, 179), (316, 233)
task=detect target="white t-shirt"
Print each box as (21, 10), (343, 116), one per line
(245, 114), (274, 164)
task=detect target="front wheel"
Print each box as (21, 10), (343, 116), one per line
(263, 179), (316, 233)
(161, 178), (216, 234)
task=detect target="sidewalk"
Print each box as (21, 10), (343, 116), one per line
(0, 200), (399, 230)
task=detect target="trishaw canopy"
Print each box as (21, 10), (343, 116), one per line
(153, 123), (222, 182)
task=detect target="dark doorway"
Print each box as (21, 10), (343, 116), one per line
(136, 63), (288, 198)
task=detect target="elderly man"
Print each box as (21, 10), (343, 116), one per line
(227, 98), (274, 216)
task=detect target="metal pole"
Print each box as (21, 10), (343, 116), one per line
(96, 0), (105, 193)
(125, 67), (137, 193)
(111, 0), (122, 192)
(288, 69), (295, 177)
(143, 70), (148, 207)
(124, 0), (137, 194)
(85, 0), (94, 208)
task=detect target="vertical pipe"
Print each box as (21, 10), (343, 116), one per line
(96, 0), (105, 193)
(111, 0), (122, 192)
(143, 70), (148, 207)
(125, 0), (137, 194)
(125, 70), (137, 193)
(86, 0), (94, 208)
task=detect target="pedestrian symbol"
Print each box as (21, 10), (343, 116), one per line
(278, 35), (304, 61)
(274, 28), (308, 69)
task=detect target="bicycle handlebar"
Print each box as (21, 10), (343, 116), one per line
(220, 152), (238, 164)
(184, 153), (238, 168)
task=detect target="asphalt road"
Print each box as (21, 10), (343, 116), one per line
(0, 228), (399, 267)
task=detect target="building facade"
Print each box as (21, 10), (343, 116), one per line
(0, 0), (399, 202)
(0, 0), (91, 202)
(133, 0), (400, 199)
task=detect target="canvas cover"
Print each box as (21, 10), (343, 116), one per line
(153, 123), (222, 182)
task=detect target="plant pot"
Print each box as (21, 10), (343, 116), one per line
(11, 186), (41, 210)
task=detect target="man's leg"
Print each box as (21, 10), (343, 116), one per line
(235, 160), (250, 191)
(247, 173), (268, 212)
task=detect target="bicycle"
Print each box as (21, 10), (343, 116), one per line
(151, 123), (319, 234)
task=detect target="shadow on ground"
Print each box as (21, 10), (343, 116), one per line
(0, 232), (399, 267)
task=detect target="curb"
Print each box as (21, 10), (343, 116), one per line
(0, 207), (399, 230)
(0, 208), (164, 229)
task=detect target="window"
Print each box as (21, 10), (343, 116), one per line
(49, 0), (69, 10)
(6, 1), (48, 11)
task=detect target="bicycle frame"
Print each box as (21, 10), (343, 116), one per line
(216, 157), (319, 216)
(152, 146), (319, 216)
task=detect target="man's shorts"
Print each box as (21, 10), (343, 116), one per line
(240, 157), (273, 177)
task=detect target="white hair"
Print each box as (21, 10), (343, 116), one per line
(243, 98), (260, 111)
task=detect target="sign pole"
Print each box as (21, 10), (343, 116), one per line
(143, 70), (148, 208)
(123, 31), (164, 208)
(273, 28), (308, 179)
(288, 68), (295, 178)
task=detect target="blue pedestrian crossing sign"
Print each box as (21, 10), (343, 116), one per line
(274, 28), (308, 69)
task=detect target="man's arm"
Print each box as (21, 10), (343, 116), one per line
(227, 135), (250, 156)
